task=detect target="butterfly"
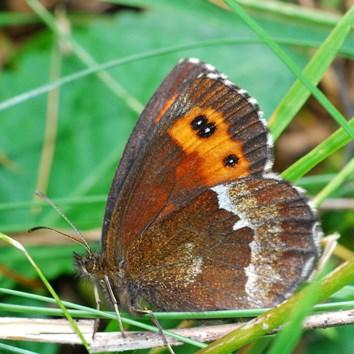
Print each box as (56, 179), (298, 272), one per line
(75, 58), (321, 316)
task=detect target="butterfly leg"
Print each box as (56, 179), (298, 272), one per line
(133, 307), (175, 354)
(103, 275), (126, 338)
(92, 283), (101, 338)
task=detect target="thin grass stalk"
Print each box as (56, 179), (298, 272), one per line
(26, 0), (143, 114)
(1, 36), (353, 114)
(313, 157), (354, 207)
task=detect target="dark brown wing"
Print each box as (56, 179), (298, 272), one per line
(102, 59), (271, 267)
(102, 59), (215, 239)
(125, 177), (320, 311)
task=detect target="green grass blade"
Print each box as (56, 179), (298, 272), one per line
(0, 289), (204, 348)
(282, 118), (354, 182)
(1, 172), (353, 213)
(313, 157), (354, 207)
(1, 288), (353, 320)
(0, 36), (353, 114)
(224, 0), (354, 140)
(0, 342), (39, 354)
(26, 0), (143, 114)
(236, 0), (345, 26)
(269, 5), (354, 139)
(297, 174), (354, 188)
(0, 232), (90, 351)
(267, 274), (322, 354)
(0, 194), (105, 211)
(0, 302), (91, 317)
(112, 0), (347, 28)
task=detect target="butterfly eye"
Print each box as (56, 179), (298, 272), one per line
(224, 154), (239, 167)
(191, 115), (208, 130)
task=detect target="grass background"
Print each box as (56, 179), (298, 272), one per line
(0, 0), (353, 353)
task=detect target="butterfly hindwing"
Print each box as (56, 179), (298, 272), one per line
(125, 177), (319, 310)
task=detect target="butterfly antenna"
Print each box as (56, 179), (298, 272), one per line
(34, 191), (92, 254)
(28, 226), (91, 253)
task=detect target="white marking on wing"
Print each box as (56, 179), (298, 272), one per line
(185, 256), (204, 285)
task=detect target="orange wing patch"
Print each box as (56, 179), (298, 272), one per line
(168, 107), (251, 187)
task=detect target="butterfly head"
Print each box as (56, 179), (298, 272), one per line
(74, 251), (105, 280)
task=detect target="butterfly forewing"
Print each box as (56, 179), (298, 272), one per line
(102, 59), (220, 243)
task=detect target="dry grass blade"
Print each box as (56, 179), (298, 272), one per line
(1, 310), (354, 352)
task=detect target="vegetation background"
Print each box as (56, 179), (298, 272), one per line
(0, 0), (353, 353)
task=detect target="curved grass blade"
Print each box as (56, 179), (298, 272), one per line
(0, 232), (90, 352)
(1, 36), (352, 114)
(26, 0), (143, 114)
(267, 273), (322, 354)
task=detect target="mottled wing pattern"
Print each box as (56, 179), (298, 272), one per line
(126, 177), (320, 311)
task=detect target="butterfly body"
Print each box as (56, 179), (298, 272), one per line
(75, 58), (321, 313)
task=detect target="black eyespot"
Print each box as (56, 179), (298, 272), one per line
(197, 122), (216, 138)
(191, 115), (208, 130)
(224, 154), (239, 167)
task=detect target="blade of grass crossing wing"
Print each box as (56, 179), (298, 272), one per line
(0, 281), (204, 348)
